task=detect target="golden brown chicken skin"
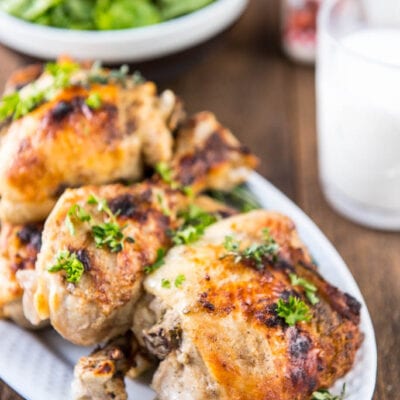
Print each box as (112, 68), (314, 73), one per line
(20, 112), (257, 345)
(0, 60), (182, 224)
(140, 211), (362, 400)
(0, 221), (43, 327)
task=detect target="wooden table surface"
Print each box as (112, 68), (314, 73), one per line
(0, 1), (398, 399)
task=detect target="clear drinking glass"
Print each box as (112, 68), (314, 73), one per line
(317, 0), (400, 230)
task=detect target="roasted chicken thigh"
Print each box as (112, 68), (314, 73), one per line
(135, 210), (362, 400)
(0, 60), (182, 224)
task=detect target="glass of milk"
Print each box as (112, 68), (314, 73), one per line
(317, 0), (400, 230)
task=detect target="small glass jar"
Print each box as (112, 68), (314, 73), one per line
(281, 0), (321, 64)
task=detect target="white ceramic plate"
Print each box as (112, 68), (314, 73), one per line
(0, 172), (377, 400)
(0, 0), (248, 62)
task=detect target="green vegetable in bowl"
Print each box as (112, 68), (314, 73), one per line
(159, 0), (214, 20)
(0, 0), (216, 30)
(95, 0), (160, 30)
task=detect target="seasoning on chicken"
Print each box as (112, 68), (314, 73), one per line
(0, 59), (183, 224)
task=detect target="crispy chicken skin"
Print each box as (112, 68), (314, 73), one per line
(139, 211), (362, 400)
(0, 222), (43, 328)
(0, 61), (182, 224)
(20, 112), (257, 345)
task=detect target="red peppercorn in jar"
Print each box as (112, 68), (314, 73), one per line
(281, 0), (320, 63)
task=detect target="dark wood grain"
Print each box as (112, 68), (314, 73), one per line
(0, 1), (399, 399)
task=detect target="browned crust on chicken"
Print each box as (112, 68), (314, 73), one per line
(171, 112), (258, 192)
(0, 63), (181, 224)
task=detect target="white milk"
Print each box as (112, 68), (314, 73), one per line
(317, 28), (400, 229)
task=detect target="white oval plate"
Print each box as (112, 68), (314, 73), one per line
(0, 0), (247, 62)
(0, 172), (377, 400)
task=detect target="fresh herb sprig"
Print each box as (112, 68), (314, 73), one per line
(171, 205), (217, 245)
(65, 204), (92, 235)
(276, 295), (312, 326)
(161, 274), (186, 289)
(0, 60), (145, 123)
(221, 228), (279, 269)
(48, 250), (85, 284)
(65, 194), (134, 253)
(208, 185), (261, 213)
(174, 274), (186, 288)
(144, 248), (166, 274)
(92, 221), (132, 253)
(311, 384), (346, 400)
(289, 273), (320, 306)
(155, 162), (192, 195)
(87, 194), (134, 252)
(0, 60), (79, 122)
(85, 92), (102, 109)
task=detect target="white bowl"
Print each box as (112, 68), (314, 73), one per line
(0, 0), (248, 62)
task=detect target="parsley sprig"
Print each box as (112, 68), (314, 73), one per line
(276, 295), (312, 326)
(48, 250), (84, 284)
(87, 194), (134, 253)
(161, 274), (186, 289)
(221, 228), (280, 269)
(171, 205), (217, 245)
(208, 185), (261, 212)
(85, 92), (102, 109)
(65, 204), (92, 235)
(155, 162), (192, 195)
(174, 274), (186, 288)
(0, 61), (80, 122)
(289, 273), (320, 305)
(144, 248), (166, 274)
(65, 194), (134, 253)
(312, 384), (346, 400)
(0, 61), (144, 123)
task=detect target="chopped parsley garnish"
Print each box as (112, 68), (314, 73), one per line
(91, 222), (128, 253)
(289, 273), (320, 305)
(64, 194), (134, 252)
(48, 250), (84, 284)
(0, 60), (79, 122)
(110, 64), (129, 84)
(312, 384), (346, 400)
(45, 61), (80, 89)
(87, 194), (114, 218)
(155, 162), (174, 185)
(0, 60), (145, 123)
(276, 295), (312, 326)
(156, 193), (171, 217)
(89, 62), (145, 86)
(208, 185), (261, 213)
(85, 92), (102, 109)
(174, 274), (186, 288)
(144, 248), (166, 274)
(161, 278), (171, 289)
(171, 205), (217, 245)
(221, 228), (279, 269)
(155, 162), (192, 195)
(65, 204), (92, 235)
